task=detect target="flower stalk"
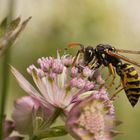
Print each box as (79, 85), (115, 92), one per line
(29, 136), (41, 140)
(0, 0), (15, 139)
(44, 108), (62, 127)
(0, 2), (31, 140)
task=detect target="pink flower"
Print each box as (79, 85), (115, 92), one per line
(12, 96), (54, 136)
(66, 88), (116, 140)
(11, 51), (119, 139)
(12, 96), (39, 135)
(11, 52), (96, 111)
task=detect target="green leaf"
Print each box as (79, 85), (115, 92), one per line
(0, 17), (8, 36)
(0, 17), (7, 28)
(38, 125), (68, 138)
(0, 17), (20, 37)
(0, 16), (31, 56)
(114, 119), (123, 126)
(110, 130), (124, 137)
(8, 17), (21, 31)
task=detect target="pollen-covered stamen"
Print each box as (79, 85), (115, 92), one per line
(27, 64), (37, 75)
(70, 78), (86, 89)
(99, 88), (110, 100)
(76, 78), (86, 89)
(27, 65), (45, 78)
(92, 92), (100, 100)
(37, 69), (45, 78)
(37, 57), (53, 72)
(104, 100), (115, 115)
(66, 91), (115, 140)
(94, 70), (105, 84)
(70, 77), (94, 92)
(70, 67), (78, 78)
(70, 78), (79, 88)
(52, 60), (64, 74)
(82, 66), (92, 77)
(49, 72), (56, 80)
(78, 106), (105, 137)
(61, 56), (73, 67)
(108, 107), (115, 115)
(84, 80), (95, 90)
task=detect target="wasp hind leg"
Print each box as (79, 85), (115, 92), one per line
(105, 63), (116, 89)
(110, 87), (124, 100)
(115, 82), (124, 90)
(110, 79), (126, 100)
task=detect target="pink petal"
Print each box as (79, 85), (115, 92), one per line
(11, 66), (52, 108)
(12, 96), (39, 134)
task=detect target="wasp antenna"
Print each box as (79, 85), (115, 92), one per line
(68, 42), (85, 67)
(68, 42), (84, 50)
(67, 42), (81, 48)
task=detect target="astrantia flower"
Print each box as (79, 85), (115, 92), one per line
(10, 50), (121, 139)
(12, 96), (40, 135)
(66, 88), (116, 140)
(11, 52), (97, 111)
(12, 96), (62, 139)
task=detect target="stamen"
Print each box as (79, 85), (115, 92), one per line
(84, 81), (94, 90)
(71, 67), (78, 78)
(27, 65), (37, 75)
(52, 60), (64, 74)
(82, 66), (92, 77)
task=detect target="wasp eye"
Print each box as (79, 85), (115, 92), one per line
(84, 47), (95, 63)
(88, 50), (93, 57)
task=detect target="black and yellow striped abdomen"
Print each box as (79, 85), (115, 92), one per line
(120, 63), (140, 107)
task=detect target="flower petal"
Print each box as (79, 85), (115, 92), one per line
(31, 69), (55, 105)
(11, 66), (52, 108)
(12, 96), (39, 134)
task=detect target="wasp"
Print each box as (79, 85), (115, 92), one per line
(68, 42), (140, 107)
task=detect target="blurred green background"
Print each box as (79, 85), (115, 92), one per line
(0, 0), (140, 140)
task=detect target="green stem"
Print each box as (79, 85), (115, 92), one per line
(38, 126), (67, 139)
(0, 0), (15, 139)
(29, 136), (41, 140)
(46, 108), (62, 127)
(30, 108), (62, 140)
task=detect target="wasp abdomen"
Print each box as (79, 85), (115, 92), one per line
(120, 63), (140, 107)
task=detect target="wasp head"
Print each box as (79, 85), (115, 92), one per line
(68, 42), (96, 66)
(84, 46), (96, 64)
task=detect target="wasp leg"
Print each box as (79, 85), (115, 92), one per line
(105, 63), (116, 89)
(109, 63), (116, 87)
(104, 71), (111, 82)
(110, 87), (124, 100)
(100, 64), (105, 71)
(110, 78), (126, 100)
(115, 82), (123, 90)
(72, 50), (81, 67)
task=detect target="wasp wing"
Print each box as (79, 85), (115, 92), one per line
(116, 49), (140, 54)
(106, 51), (140, 67)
